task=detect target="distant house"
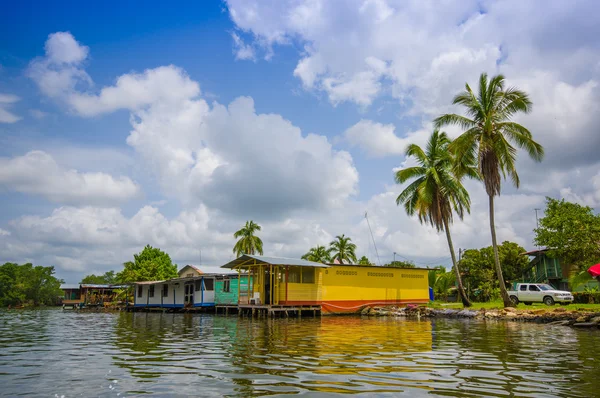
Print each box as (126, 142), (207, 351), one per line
(178, 265), (203, 278)
(521, 249), (599, 291)
(59, 283), (127, 308)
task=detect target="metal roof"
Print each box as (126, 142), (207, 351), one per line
(221, 254), (329, 269)
(80, 284), (128, 289)
(60, 284), (80, 290)
(133, 280), (166, 285)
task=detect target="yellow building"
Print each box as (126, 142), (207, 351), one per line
(221, 255), (429, 314)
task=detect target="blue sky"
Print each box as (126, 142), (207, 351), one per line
(1, 0), (599, 282)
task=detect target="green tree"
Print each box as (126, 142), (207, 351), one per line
(384, 260), (416, 268)
(0, 262), (63, 307)
(233, 220), (264, 257)
(117, 245), (178, 283)
(80, 270), (117, 284)
(435, 73), (544, 307)
(328, 234), (357, 264)
(358, 256), (373, 265)
(534, 197), (600, 270)
(459, 241), (529, 301)
(302, 245), (331, 263)
(395, 130), (474, 307)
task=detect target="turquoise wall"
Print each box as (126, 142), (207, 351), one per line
(215, 275), (251, 305)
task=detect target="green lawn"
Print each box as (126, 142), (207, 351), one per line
(428, 300), (600, 311)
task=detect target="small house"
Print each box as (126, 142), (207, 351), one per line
(133, 274), (216, 309)
(221, 255), (430, 314)
(215, 274), (252, 305)
(60, 283), (127, 308)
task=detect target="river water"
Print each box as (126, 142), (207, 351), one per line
(1, 310), (600, 397)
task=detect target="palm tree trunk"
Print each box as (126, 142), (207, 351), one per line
(489, 194), (512, 307)
(443, 218), (471, 307)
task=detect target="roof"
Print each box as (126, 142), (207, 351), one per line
(81, 284), (128, 289)
(60, 284), (80, 290)
(178, 264), (203, 275)
(221, 255), (329, 269)
(522, 248), (549, 256)
(325, 263), (431, 271)
(132, 280), (166, 285)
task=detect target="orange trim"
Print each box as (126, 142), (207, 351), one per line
(281, 299), (429, 314)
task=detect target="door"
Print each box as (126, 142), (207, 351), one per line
(184, 283), (194, 305)
(528, 284), (541, 302)
(519, 284), (529, 301)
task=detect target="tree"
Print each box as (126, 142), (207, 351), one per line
(233, 220), (264, 257)
(328, 234), (357, 264)
(0, 262), (63, 307)
(302, 245), (331, 263)
(534, 197), (600, 270)
(81, 271), (117, 285)
(435, 73), (544, 307)
(384, 260), (416, 268)
(395, 130), (474, 307)
(117, 245), (178, 283)
(358, 256), (373, 265)
(459, 241), (530, 302)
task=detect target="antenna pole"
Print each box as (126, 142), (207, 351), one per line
(365, 212), (381, 266)
(199, 248), (202, 266)
(534, 208), (541, 249)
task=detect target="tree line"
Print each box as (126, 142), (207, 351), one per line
(0, 263), (63, 307)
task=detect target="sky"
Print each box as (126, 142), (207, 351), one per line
(1, 0), (599, 283)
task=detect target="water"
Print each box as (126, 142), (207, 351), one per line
(1, 310), (600, 397)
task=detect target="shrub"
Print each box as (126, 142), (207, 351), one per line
(572, 292), (600, 304)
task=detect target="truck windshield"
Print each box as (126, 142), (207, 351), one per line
(538, 284), (554, 291)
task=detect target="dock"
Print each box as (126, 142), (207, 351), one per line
(238, 304), (321, 318)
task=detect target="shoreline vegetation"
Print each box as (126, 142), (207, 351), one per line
(362, 303), (600, 328)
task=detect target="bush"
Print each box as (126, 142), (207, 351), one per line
(572, 292), (600, 304)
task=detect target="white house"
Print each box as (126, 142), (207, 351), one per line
(133, 273), (215, 309)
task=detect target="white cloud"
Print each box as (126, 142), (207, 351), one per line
(0, 151), (140, 206)
(0, 93), (21, 123)
(29, 33), (359, 218)
(231, 33), (256, 61)
(29, 109), (48, 119)
(27, 32), (92, 98)
(0, 228), (10, 236)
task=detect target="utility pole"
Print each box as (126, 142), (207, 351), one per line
(199, 248), (202, 266)
(458, 248), (462, 262)
(393, 252), (397, 263)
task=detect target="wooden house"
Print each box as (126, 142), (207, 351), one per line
(133, 274), (216, 309)
(521, 249), (599, 291)
(215, 274), (252, 305)
(221, 255), (429, 314)
(60, 283), (127, 308)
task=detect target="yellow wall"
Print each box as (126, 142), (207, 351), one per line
(283, 269), (323, 303)
(322, 266), (429, 303)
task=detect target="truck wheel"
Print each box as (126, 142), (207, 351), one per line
(510, 295), (519, 305)
(524, 302), (532, 306)
(543, 296), (555, 306)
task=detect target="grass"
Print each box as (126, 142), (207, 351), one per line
(428, 300), (600, 311)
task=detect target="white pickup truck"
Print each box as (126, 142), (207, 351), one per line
(508, 283), (574, 306)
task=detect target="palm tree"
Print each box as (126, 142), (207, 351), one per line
(302, 245), (331, 263)
(434, 73), (544, 307)
(328, 234), (358, 264)
(233, 220), (264, 257)
(395, 130), (474, 307)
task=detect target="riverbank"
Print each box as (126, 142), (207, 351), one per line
(362, 305), (600, 328)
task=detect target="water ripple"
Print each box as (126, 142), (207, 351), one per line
(1, 310), (600, 396)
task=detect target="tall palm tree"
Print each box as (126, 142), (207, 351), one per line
(233, 220), (264, 257)
(301, 245), (331, 263)
(434, 73), (544, 307)
(328, 234), (358, 264)
(395, 130), (474, 307)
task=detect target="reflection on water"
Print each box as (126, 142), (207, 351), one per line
(1, 310), (600, 397)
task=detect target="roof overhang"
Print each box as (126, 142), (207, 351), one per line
(221, 254), (329, 269)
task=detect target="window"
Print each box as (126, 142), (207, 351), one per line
(162, 284), (169, 297)
(148, 285), (155, 298)
(288, 267), (301, 283)
(187, 273), (193, 278)
(137, 285), (143, 298)
(223, 279), (231, 293)
(529, 285), (540, 291)
(195, 280), (202, 291)
(301, 267), (315, 284)
(520, 285), (527, 291)
(204, 278), (214, 291)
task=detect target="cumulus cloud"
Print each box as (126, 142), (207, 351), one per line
(29, 32), (359, 218)
(0, 151), (140, 205)
(231, 32), (256, 61)
(0, 93), (21, 123)
(27, 32), (92, 98)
